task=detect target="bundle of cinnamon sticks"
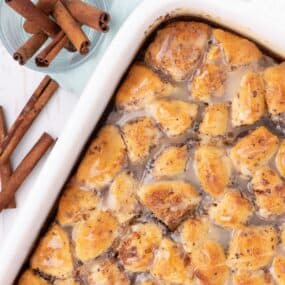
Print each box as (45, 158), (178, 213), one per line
(0, 76), (58, 211)
(6, 0), (110, 67)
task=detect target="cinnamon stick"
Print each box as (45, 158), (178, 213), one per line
(5, 0), (60, 37)
(4, 76), (52, 141)
(36, 31), (68, 67)
(13, 32), (48, 65)
(23, 0), (58, 34)
(52, 0), (90, 55)
(0, 133), (55, 211)
(22, 0), (76, 53)
(0, 77), (58, 163)
(62, 0), (110, 32)
(0, 107), (16, 209)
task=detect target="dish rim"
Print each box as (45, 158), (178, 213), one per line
(1, 0), (285, 283)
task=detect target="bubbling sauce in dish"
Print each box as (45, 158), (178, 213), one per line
(18, 20), (285, 285)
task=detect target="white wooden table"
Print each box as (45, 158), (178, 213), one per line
(0, 44), (78, 250)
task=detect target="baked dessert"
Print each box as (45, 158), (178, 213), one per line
(18, 20), (285, 285)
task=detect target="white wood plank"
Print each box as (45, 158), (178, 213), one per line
(0, 44), (78, 251)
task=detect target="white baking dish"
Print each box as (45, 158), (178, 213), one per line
(1, 0), (285, 283)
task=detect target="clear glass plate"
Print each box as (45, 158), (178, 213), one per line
(0, 0), (110, 73)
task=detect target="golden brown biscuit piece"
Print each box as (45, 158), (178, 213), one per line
(122, 117), (160, 164)
(145, 22), (211, 81)
(230, 126), (279, 176)
(138, 181), (200, 229)
(136, 282), (156, 285)
(209, 191), (253, 229)
(233, 270), (274, 285)
(151, 145), (188, 178)
(54, 279), (80, 285)
(192, 241), (229, 285)
(76, 125), (126, 190)
(18, 269), (49, 285)
(30, 225), (73, 279)
(281, 226), (285, 247)
(106, 171), (139, 224)
(73, 211), (119, 262)
(251, 166), (285, 218)
(150, 99), (198, 137)
(115, 64), (174, 111)
(213, 29), (262, 65)
(271, 256), (285, 285)
(118, 223), (162, 272)
(57, 184), (98, 226)
(264, 64), (285, 115)
(227, 226), (278, 271)
(199, 103), (229, 136)
(134, 276), (158, 285)
(191, 64), (226, 102)
(194, 145), (231, 197)
(151, 238), (193, 284)
(205, 45), (223, 64)
(86, 258), (130, 285)
(232, 72), (266, 126)
(276, 140), (285, 177)
(179, 217), (210, 254)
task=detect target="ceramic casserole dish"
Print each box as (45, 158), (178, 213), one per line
(1, 0), (285, 284)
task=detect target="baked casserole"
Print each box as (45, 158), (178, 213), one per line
(18, 20), (285, 285)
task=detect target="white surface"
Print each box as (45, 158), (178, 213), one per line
(1, 0), (285, 284)
(0, 45), (78, 251)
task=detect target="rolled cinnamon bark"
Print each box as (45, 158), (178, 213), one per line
(0, 133), (55, 211)
(22, 0), (76, 53)
(52, 0), (90, 55)
(36, 31), (68, 67)
(5, 0), (60, 37)
(13, 32), (48, 65)
(8, 76), (52, 138)
(6, 76), (52, 140)
(62, 0), (110, 32)
(23, 0), (58, 34)
(0, 107), (16, 209)
(0, 77), (58, 163)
